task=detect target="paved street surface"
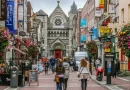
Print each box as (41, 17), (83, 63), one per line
(0, 86), (8, 90)
(18, 71), (107, 90)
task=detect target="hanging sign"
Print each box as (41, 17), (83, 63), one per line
(5, 0), (17, 34)
(99, 0), (104, 8)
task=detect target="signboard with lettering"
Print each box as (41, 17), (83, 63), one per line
(29, 70), (39, 86)
(5, 0), (17, 34)
(0, 0), (6, 20)
(18, 4), (23, 22)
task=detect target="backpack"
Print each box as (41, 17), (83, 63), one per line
(70, 60), (73, 65)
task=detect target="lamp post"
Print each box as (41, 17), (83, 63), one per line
(11, 35), (15, 65)
(89, 29), (93, 75)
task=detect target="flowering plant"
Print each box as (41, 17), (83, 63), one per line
(86, 41), (98, 58)
(0, 26), (10, 60)
(117, 22), (130, 58)
(28, 44), (39, 59)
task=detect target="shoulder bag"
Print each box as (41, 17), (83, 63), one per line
(78, 67), (84, 78)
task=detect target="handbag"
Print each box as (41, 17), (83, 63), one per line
(78, 67), (84, 78)
(54, 75), (59, 82)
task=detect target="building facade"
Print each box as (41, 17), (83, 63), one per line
(35, 1), (77, 58)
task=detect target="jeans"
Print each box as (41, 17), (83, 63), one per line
(64, 78), (68, 90)
(45, 66), (48, 74)
(81, 79), (87, 90)
(56, 77), (64, 90)
(51, 65), (55, 73)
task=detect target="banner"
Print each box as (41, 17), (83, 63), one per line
(0, 0), (6, 20)
(5, 0), (17, 34)
(99, 0), (104, 8)
(80, 35), (86, 43)
(92, 28), (98, 40)
(18, 4), (23, 22)
(80, 18), (87, 28)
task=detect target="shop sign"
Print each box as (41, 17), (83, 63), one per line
(104, 48), (110, 53)
(92, 28), (98, 40)
(80, 35), (86, 43)
(99, 0), (104, 8)
(5, 0), (17, 34)
(99, 26), (111, 34)
(95, 8), (102, 17)
(80, 18), (87, 28)
(0, 0), (6, 20)
(109, 4), (115, 14)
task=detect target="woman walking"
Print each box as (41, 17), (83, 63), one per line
(78, 58), (91, 90)
(55, 58), (65, 90)
(63, 57), (70, 90)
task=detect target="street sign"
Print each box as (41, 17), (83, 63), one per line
(0, 0), (6, 20)
(29, 70), (39, 86)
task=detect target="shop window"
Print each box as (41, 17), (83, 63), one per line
(128, 4), (130, 21)
(121, 8), (124, 23)
(115, 28), (117, 33)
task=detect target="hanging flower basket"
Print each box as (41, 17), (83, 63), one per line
(0, 26), (10, 61)
(117, 22), (130, 58)
(28, 44), (39, 59)
(86, 41), (98, 58)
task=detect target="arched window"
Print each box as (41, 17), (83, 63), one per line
(60, 32), (62, 37)
(48, 31), (50, 37)
(66, 32), (69, 37)
(54, 31), (56, 37)
(63, 32), (65, 37)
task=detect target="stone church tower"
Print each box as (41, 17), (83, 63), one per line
(42, 0), (78, 58)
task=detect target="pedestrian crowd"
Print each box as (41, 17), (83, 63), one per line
(41, 56), (91, 90)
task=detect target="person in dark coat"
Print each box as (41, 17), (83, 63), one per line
(49, 56), (56, 73)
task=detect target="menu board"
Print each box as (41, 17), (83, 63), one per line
(29, 70), (39, 86)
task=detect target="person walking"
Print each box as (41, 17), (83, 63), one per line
(78, 58), (91, 90)
(55, 58), (65, 90)
(63, 57), (70, 90)
(49, 56), (56, 73)
(69, 59), (74, 72)
(44, 58), (49, 74)
(95, 58), (101, 69)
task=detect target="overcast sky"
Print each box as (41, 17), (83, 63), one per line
(27, 0), (88, 16)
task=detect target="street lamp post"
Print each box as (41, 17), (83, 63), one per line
(89, 29), (93, 75)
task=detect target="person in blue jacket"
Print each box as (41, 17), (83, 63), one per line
(49, 56), (56, 73)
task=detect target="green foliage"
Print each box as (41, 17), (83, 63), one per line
(28, 44), (39, 59)
(0, 26), (10, 61)
(86, 41), (98, 58)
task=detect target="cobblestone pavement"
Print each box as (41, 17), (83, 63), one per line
(19, 71), (108, 90)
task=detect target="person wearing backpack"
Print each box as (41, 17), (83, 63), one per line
(69, 59), (74, 72)
(55, 59), (65, 90)
(63, 57), (70, 90)
(49, 56), (56, 73)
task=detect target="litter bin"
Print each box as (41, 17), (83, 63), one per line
(10, 66), (18, 87)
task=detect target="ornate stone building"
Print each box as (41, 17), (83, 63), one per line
(36, 1), (78, 58)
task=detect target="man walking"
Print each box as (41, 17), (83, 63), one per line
(49, 56), (56, 73)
